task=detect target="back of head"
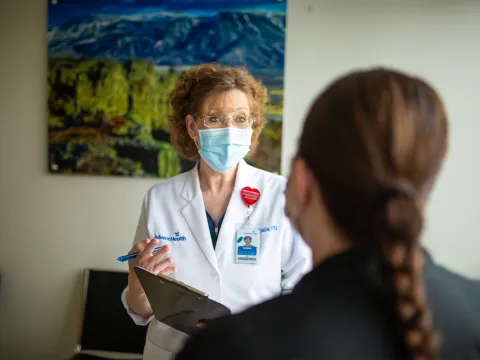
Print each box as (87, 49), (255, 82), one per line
(299, 68), (448, 360)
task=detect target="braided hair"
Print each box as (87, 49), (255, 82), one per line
(376, 188), (439, 359)
(298, 68), (448, 359)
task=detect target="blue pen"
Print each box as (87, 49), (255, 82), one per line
(117, 246), (162, 262)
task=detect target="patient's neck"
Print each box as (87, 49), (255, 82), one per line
(302, 206), (351, 267)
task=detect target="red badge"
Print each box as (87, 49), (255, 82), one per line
(241, 187), (261, 207)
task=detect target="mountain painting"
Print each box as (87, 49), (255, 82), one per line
(47, 0), (287, 178)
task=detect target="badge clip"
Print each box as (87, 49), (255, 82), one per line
(241, 187), (260, 221)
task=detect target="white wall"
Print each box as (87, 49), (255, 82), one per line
(0, 0), (478, 359)
(281, 0), (480, 280)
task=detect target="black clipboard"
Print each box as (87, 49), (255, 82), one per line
(134, 266), (231, 335)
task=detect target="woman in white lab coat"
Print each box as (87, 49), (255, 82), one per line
(121, 63), (311, 360)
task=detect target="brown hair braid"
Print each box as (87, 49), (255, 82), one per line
(298, 68), (448, 359)
(375, 190), (439, 359)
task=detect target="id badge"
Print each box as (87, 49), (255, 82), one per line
(235, 227), (260, 264)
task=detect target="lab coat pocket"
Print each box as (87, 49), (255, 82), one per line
(146, 319), (189, 358)
(143, 337), (173, 360)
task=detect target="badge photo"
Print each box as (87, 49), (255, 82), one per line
(235, 228), (260, 264)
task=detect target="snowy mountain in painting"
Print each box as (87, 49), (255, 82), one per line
(48, 10), (286, 74)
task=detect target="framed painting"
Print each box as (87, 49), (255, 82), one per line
(47, 0), (286, 178)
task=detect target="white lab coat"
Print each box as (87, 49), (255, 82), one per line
(121, 160), (312, 360)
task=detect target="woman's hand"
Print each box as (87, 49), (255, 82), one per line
(128, 238), (176, 276)
(126, 239), (177, 318)
(197, 320), (208, 329)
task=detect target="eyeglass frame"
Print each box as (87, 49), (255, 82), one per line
(195, 113), (256, 129)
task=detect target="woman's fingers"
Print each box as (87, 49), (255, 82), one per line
(152, 257), (176, 274)
(160, 266), (177, 276)
(151, 244), (170, 262)
(135, 239), (159, 265)
(142, 239), (161, 257)
(128, 238), (150, 255)
(128, 239), (176, 274)
(127, 239), (151, 272)
(197, 320), (207, 328)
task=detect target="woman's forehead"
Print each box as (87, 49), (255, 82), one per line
(203, 89), (250, 114)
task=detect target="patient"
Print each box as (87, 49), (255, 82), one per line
(174, 68), (480, 360)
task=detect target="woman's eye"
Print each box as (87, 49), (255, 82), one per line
(235, 117), (247, 123)
(209, 117), (221, 123)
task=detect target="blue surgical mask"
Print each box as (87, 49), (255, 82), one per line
(197, 128), (253, 173)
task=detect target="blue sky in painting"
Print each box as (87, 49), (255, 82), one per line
(48, 0), (286, 27)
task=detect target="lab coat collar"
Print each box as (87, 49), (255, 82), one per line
(179, 160), (253, 272)
(180, 160), (252, 201)
(180, 161), (217, 271)
(233, 159), (252, 191)
(180, 162), (199, 202)
(214, 160), (254, 260)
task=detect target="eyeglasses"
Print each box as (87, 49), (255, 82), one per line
(202, 114), (255, 129)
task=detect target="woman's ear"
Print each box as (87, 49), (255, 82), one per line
(186, 115), (197, 140)
(292, 157), (313, 206)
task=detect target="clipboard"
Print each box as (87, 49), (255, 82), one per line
(134, 266), (231, 335)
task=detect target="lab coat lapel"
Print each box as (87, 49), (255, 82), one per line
(215, 160), (252, 260)
(180, 164), (219, 271)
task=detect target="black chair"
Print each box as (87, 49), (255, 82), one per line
(69, 269), (148, 359)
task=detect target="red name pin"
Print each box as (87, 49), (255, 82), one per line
(241, 187), (261, 207)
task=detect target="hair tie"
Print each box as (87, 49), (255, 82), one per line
(378, 186), (415, 206)
(368, 186), (417, 236)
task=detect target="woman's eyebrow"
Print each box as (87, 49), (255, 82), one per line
(206, 108), (249, 115)
(208, 107), (249, 111)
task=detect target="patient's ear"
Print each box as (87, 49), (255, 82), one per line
(291, 156), (314, 206)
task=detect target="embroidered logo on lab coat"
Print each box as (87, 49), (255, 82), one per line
(154, 232), (186, 241)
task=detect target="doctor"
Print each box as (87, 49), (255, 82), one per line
(121, 63), (311, 360)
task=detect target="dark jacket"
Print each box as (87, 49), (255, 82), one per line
(175, 248), (480, 360)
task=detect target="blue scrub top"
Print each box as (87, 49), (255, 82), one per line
(205, 211), (225, 249)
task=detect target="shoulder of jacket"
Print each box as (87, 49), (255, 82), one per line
(427, 259), (477, 285)
(246, 163), (287, 186)
(145, 171), (189, 199)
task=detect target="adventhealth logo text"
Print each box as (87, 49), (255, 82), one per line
(154, 232), (186, 241)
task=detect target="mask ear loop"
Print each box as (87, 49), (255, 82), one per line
(192, 134), (200, 150)
(188, 116), (200, 149)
